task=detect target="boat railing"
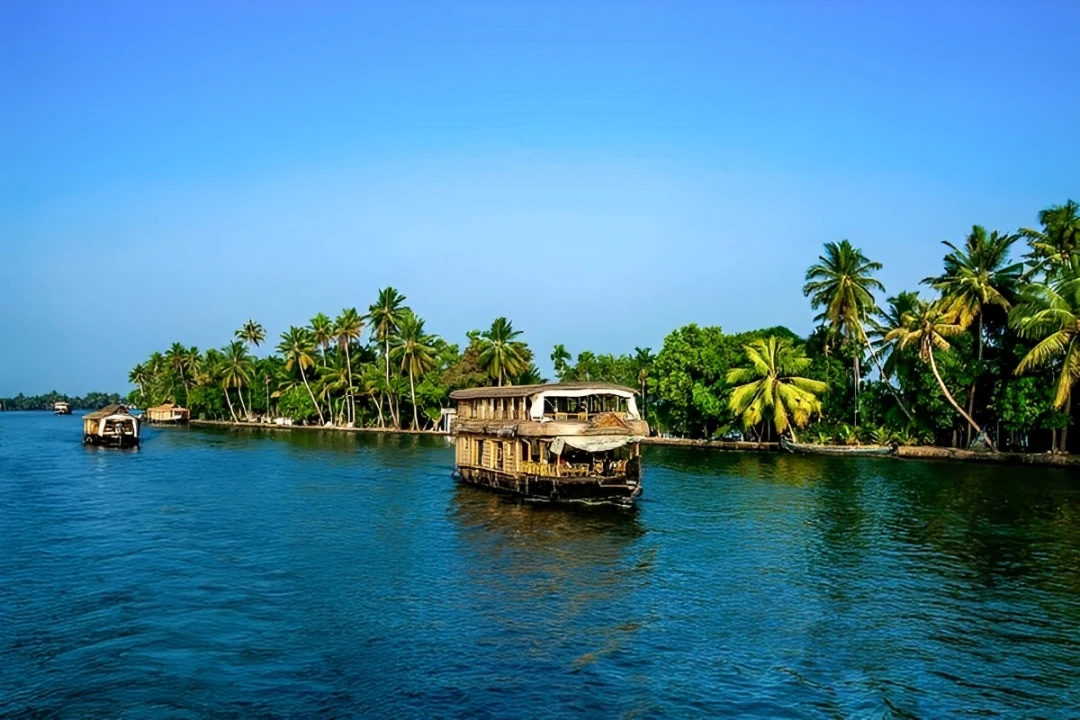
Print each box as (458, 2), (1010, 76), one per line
(519, 460), (628, 478)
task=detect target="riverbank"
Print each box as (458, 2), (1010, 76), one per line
(184, 419), (1078, 467)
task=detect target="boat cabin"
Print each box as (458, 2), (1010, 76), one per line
(83, 404), (140, 447)
(145, 403), (191, 424)
(449, 382), (649, 505)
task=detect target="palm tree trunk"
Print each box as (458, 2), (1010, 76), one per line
(237, 385), (249, 420)
(409, 367), (419, 431)
(1061, 392), (1072, 452)
(344, 343), (355, 425)
(859, 329), (913, 422)
(223, 386), (238, 422)
(967, 313), (984, 447)
(372, 392), (385, 428)
(299, 363), (325, 425)
(853, 354), (860, 426)
(927, 348), (991, 449)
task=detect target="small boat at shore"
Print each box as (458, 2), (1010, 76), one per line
(449, 382), (648, 506)
(144, 403), (191, 424)
(83, 404), (140, 448)
(781, 437), (895, 457)
(54, 401), (72, 415)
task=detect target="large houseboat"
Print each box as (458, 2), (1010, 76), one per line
(449, 382), (649, 505)
(83, 404), (140, 448)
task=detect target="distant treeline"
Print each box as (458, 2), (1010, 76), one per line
(0, 391), (124, 411)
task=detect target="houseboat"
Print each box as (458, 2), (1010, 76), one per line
(449, 382), (649, 505)
(145, 402), (191, 424)
(53, 401), (72, 415)
(83, 404), (140, 447)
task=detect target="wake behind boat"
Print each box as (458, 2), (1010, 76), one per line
(781, 437), (894, 457)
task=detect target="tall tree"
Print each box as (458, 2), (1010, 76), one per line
(220, 342), (254, 421)
(1020, 199), (1080, 274)
(166, 342), (190, 405)
(477, 317), (529, 386)
(726, 336), (827, 442)
(235, 319), (266, 350)
(310, 313), (334, 364)
(633, 346), (655, 420)
(803, 239), (885, 425)
(334, 308), (364, 425)
(551, 344), (572, 380)
(1010, 258), (1080, 451)
(365, 287), (407, 428)
(391, 309), (437, 430)
(924, 225), (1021, 443)
(128, 364), (149, 405)
(885, 298), (991, 448)
(277, 326), (325, 425)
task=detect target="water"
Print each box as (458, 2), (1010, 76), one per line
(2, 412), (1079, 718)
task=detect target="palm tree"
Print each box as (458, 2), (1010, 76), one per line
(633, 346), (655, 420)
(391, 309), (437, 430)
(870, 291), (923, 379)
(166, 342), (190, 405)
(235, 319), (265, 351)
(551, 344), (572, 380)
(360, 362), (387, 428)
(1020, 199), (1080, 274)
(1010, 258), (1080, 451)
(333, 308), (364, 425)
(803, 239), (885, 425)
(277, 326), (325, 425)
(310, 313), (334, 364)
(128, 364), (149, 405)
(924, 225), (1021, 444)
(365, 287), (407, 428)
(885, 298), (991, 448)
(221, 342), (254, 420)
(477, 317), (529, 386)
(726, 336), (827, 442)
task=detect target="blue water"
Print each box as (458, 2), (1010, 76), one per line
(2, 412), (1079, 718)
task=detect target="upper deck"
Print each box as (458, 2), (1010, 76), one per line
(449, 382), (649, 437)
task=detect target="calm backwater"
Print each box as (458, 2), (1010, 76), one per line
(2, 412), (1079, 718)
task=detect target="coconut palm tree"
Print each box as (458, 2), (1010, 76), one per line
(165, 342), (190, 405)
(477, 317), (529, 386)
(551, 344), (572, 380)
(236, 319), (265, 351)
(1020, 199), (1080, 274)
(885, 298), (991, 448)
(1010, 258), (1080, 451)
(923, 225), (1021, 443)
(633, 346), (655, 420)
(359, 362), (387, 428)
(220, 342), (254, 420)
(726, 336), (827, 442)
(803, 239), (885, 425)
(277, 326), (325, 425)
(310, 313), (334, 364)
(333, 308), (364, 425)
(391, 309), (437, 430)
(870, 291), (923, 379)
(365, 287), (407, 428)
(128, 364), (149, 405)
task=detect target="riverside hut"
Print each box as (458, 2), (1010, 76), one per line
(448, 382), (649, 505)
(83, 404), (140, 447)
(145, 403), (191, 424)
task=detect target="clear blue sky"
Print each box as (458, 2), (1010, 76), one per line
(2, 1), (1077, 395)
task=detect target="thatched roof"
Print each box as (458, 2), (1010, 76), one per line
(450, 382), (635, 401)
(84, 404), (130, 420)
(147, 403), (184, 412)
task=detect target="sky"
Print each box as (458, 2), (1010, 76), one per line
(2, 1), (1078, 396)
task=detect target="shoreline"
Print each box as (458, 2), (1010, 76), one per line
(182, 419), (1079, 467)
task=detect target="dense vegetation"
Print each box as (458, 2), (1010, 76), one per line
(129, 200), (1079, 452)
(0, 391), (123, 411)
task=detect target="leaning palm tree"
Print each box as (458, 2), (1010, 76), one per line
(1019, 199), (1080, 275)
(333, 308), (364, 425)
(277, 326), (325, 425)
(1010, 258), (1080, 451)
(885, 298), (991, 448)
(365, 287), (407, 428)
(869, 291), (923, 380)
(923, 225), (1021, 444)
(128, 364), (149, 405)
(726, 336), (827, 442)
(390, 309), (437, 430)
(477, 317), (529, 386)
(803, 240), (885, 424)
(220, 342), (254, 420)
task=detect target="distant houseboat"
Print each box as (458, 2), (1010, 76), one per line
(83, 404), (140, 447)
(145, 403), (191, 424)
(53, 401), (72, 415)
(449, 382), (649, 505)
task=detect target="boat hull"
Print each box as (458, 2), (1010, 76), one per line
(456, 466), (641, 506)
(83, 434), (139, 448)
(781, 438), (894, 457)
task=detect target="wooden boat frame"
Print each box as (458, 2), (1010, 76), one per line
(781, 437), (895, 457)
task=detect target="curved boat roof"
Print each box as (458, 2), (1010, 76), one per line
(450, 382), (635, 401)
